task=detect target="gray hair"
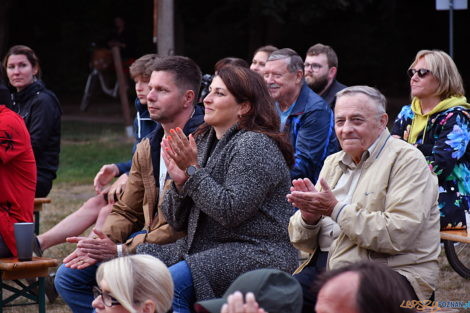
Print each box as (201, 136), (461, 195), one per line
(267, 48), (304, 73)
(336, 85), (387, 114)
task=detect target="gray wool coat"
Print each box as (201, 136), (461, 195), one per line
(137, 124), (298, 301)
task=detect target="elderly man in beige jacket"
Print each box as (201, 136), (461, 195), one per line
(288, 85), (440, 313)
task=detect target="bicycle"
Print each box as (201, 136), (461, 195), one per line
(80, 45), (119, 112)
(441, 212), (470, 279)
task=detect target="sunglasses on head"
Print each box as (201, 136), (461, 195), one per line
(407, 68), (431, 78)
(93, 286), (121, 307)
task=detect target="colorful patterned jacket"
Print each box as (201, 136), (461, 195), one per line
(391, 104), (470, 229)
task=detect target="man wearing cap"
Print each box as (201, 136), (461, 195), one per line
(194, 269), (302, 313)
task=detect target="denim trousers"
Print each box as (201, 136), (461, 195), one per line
(170, 260), (196, 313)
(55, 263), (98, 313)
(55, 231), (146, 313)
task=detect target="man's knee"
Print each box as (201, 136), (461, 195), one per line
(80, 194), (108, 214)
(55, 263), (97, 291)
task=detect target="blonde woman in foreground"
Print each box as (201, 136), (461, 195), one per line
(92, 255), (173, 313)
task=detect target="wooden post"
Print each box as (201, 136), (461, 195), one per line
(111, 46), (133, 138)
(157, 0), (174, 56)
(153, 0), (158, 49)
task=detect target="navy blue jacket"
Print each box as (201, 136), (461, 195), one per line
(285, 83), (338, 183)
(115, 98), (157, 175)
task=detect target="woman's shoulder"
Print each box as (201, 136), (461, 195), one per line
(395, 104), (414, 120)
(235, 130), (276, 148)
(436, 105), (470, 117)
(34, 86), (60, 105)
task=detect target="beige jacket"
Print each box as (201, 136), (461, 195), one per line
(289, 129), (441, 300)
(102, 138), (184, 253)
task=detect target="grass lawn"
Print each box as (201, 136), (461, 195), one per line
(2, 119), (470, 312)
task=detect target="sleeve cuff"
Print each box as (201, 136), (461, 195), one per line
(299, 215), (323, 229)
(331, 202), (348, 222)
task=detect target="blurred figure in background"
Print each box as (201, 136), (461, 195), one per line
(198, 56), (249, 103)
(214, 57), (249, 74)
(107, 16), (136, 69)
(250, 45), (278, 76)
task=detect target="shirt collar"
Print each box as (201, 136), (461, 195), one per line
(339, 129), (389, 172)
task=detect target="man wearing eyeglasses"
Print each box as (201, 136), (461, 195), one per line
(304, 43), (346, 109)
(264, 48), (338, 184)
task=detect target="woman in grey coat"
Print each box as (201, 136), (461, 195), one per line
(137, 66), (298, 312)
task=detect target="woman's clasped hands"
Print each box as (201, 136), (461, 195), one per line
(161, 127), (199, 188)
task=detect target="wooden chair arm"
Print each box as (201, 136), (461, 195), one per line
(34, 198), (51, 212)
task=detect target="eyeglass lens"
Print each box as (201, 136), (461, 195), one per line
(93, 286), (120, 307)
(304, 63), (322, 70)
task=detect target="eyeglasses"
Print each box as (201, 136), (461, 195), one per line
(304, 63), (323, 71)
(407, 68), (431, 78)
(93, 286), (121, 307)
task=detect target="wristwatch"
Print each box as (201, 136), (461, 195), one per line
(185, 165), (198, 177)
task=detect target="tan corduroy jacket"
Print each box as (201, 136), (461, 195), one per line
(289, 129), (441, 301)
(102, 138), (184, 253)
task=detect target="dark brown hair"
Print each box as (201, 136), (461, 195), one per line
(200, 65), (293, 166)
(313, 261), (417, 313)
(147, 55), (202, 104)
(306, 43), (339, 68)
(3, 45), (42, 79)
(254, 45), (278, 55)
(214, 57), (249, 73)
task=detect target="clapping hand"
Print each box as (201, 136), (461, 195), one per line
(161, 128), (199, 188)
(287, 178), (338, 224)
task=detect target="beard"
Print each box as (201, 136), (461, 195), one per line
(306, 75), (329, 94)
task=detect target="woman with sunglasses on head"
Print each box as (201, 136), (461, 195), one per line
(3, 45), (61, 198)
(391, 49), (470, 230)
(92, 255), (173, 313)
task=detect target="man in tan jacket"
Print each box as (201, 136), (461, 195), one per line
(54, 56), (205, 313)
(288, 86), (440, 313)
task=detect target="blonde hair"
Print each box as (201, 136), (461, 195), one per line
(96, 255), (173, 313)
(409, 50), (465, 99)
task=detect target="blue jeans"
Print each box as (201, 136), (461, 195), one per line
(55, 231), (146, 313)
(170, 260), (195, 313)
(55, 263), (98, 313)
